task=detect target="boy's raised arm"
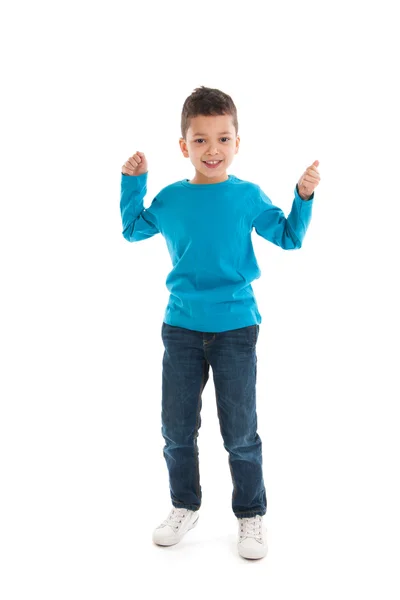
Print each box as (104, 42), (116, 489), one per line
(120, 152), (161, 242)
(252, 185), (314, 250)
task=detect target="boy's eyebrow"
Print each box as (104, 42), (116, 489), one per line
(192, 131), (233, 136)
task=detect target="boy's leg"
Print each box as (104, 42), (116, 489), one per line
(161, 322), (210, 511)
(206, 324), (267, 518)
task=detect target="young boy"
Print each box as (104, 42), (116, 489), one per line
(120, 86), (320, 560)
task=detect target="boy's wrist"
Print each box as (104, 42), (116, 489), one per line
(296, 183), (313, 201)
(121, 171), (148, 179)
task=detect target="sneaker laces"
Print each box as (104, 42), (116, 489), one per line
(163, 507), (190, 531)
(238, 515), (263, 542)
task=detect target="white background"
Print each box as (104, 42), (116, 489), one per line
(1, 0), (399, 598)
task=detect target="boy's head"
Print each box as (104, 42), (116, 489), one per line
(179, 86), (240, 184)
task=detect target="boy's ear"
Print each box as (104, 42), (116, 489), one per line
(179, 137), (189, 157)
(235, 135), (240, 154)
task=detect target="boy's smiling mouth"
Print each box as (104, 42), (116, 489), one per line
(202, 159), (224, 168)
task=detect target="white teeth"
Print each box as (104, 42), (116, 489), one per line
(205, 160), (221, 164)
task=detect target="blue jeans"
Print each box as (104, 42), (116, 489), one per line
(161, 322), (267, 519)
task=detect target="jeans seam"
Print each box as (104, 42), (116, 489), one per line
(194, 360), (207, 501)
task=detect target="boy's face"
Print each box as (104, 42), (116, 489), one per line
(179, 114), (240, 184)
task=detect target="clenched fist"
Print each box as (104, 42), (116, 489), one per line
(297, 160), (320, 200)
(121, 151), (148, 176)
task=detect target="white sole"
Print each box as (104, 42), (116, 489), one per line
(238, 543), (268, 559)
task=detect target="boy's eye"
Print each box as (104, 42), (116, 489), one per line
(195, 138), (230, 143)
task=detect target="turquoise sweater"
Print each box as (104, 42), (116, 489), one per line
(120, 172), (314, 332)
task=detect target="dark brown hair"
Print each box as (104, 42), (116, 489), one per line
(180, 86), (239, 140)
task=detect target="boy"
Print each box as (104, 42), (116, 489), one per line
(120, 86), (320, 560)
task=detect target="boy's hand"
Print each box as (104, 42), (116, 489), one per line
(297, 160), (321, 200)
(121, 151), (148, 176)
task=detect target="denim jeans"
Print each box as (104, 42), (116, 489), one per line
(160, 322), (267, 519)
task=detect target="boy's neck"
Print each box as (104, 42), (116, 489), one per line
(189, 169), (229, 185)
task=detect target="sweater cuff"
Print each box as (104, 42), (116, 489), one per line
(121, 171), (148, 187)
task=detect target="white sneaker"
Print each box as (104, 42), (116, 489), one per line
(237, 515), (268, 559)
(152, 507), (200, 546)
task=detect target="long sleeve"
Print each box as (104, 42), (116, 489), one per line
(120, 172), (161, 242)
(252, 184), (314, 249)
